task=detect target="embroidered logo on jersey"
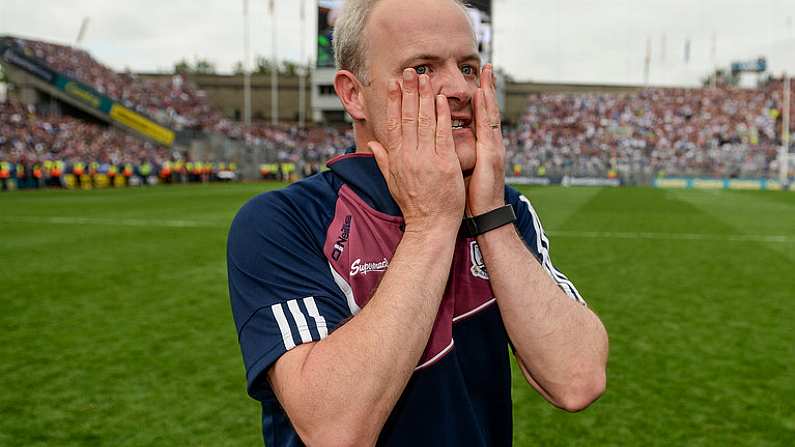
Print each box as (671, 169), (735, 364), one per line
(331, 215), (352, 261)
(350, 258), (389, 276)
(469, 241), (489, 280)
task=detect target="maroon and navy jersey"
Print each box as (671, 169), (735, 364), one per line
(227, 152), (585, 446)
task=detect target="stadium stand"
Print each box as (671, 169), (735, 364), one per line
(2, 36), (353, 149)
(505, 79), (794, 180)
(0, 97), (167, 163)
(0, 97), (242, 190)
(4, 37), (348, 139)
(1, 35), (792, 191)
(0, 36), (358, 190)
(8, 36), (221, 131)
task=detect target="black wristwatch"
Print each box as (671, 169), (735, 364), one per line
(462, 204), (517, 237)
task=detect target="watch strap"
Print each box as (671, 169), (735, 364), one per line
(462, 204), (517, 237)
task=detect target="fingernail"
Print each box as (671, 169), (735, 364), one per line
(388, 79), (399, 93)
(419, 74), (427, 88)
(403, 68), (413, 81)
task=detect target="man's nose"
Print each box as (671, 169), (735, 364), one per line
(437, 65), (473, 106)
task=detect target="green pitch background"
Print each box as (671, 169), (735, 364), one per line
(1, 184), (793, 446)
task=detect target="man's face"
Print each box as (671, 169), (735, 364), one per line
(361, 0), (481, 172)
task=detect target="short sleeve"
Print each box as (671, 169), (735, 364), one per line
(227, 190), (351, 400)
(507, 187), (587, 305)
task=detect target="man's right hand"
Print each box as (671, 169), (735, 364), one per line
(368, 68), (466, 232)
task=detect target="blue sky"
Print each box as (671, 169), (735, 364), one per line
(2, 0), (794, 86)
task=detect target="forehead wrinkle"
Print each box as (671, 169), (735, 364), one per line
(381, 29), (478, 67)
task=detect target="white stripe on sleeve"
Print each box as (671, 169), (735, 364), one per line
(303, 296), (329, 339)
(286, 299), (313, 343)
(271, 303), (296, 350)
(519, 195), (586, 304)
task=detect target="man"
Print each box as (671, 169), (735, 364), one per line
(227, 1), (608, 446)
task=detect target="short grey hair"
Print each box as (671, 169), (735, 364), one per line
(333, 0), (473, 83)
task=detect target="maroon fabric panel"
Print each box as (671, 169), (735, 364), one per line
(323, 184), (497, 369)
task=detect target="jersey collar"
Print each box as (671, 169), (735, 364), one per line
(326, 148), (402, 217)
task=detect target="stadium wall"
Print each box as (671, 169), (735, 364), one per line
(137, 73), (311, 124)
(137, 72), (661, 124)
(652, 177), (790, 191)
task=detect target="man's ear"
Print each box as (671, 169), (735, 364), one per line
(334, 70), (367, 121)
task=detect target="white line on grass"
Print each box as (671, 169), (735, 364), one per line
(547, 230), (795, 244)
(0, 216), (226, 228)
(2, 216), (792, 243)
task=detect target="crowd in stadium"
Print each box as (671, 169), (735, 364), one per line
(217, 119), (353, 163)
(505, 78), (794, 179)
(0, 97), (168, 164)
(8, 36), (356, 156)
(0, 98), (238, 191)
(2, 35), (793, 190)
(10, 37), (222, 130)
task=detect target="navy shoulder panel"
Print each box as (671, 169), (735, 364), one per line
(227, 172), (353, 400)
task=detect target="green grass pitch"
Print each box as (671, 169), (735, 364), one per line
(1, 183), (793, 446)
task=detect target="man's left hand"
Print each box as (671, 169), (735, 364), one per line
(467, 64), (506, 216)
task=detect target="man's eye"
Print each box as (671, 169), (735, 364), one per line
(414, 65), (431, 75)
(461, 65), (476, 76)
